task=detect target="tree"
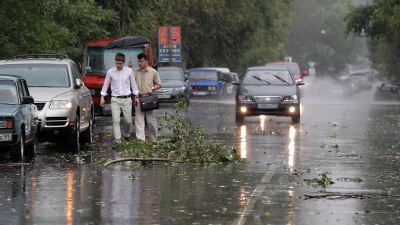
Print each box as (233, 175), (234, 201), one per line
(0, 0), (117, 64)
(286, 0), (363, 74)
(345, 0), (400, 81)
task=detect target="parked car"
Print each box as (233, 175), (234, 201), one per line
(0, 54), (94, 152)
(234, 66), (304, 123)
(374, 83), (400, 100)
(265, 62), (309, 81)
(155, 67), (190, 105)
(187, 68), (229, 99)
(0, 75), (39, 162)
(346, 71), (372, 90)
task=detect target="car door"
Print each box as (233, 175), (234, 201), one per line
(17, 80), (34, 141)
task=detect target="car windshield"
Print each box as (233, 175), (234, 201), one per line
(0, 64), (70, 87)
(243, 70), (294, 85)
(158, 69), (183, 81)
(85, 48), (144, 75)
(0, 80), (18, 104)
(266, 64), (300, 74)
(188, 71), (218, 81)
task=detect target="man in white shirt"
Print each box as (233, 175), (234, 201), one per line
(100, 53), (139, 145)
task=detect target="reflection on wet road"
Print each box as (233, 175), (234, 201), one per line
(1, 83), (400, 224)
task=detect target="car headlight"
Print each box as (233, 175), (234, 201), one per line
(239, 95), (253, 102)
(50, 100), (72, 109)
(283, 95), (298, 102)
(173, 87), (186, 92)
(208, 86), (216, 91)
(0, 118), (13, 128)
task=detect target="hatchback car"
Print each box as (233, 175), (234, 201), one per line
(0, 75), (39, 162)
(155, 67), (190, 105)
(0, 54), (94, 152)
(234, 66), (304, 123)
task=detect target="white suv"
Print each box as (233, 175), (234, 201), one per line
(0, 54), (94, 152)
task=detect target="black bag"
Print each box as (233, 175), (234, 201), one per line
(139, 95), (159, 112)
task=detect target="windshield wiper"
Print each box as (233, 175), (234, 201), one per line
(252, 75), (271, 85)
(273, 74), (290, 85)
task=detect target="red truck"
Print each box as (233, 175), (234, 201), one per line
(82, 37), (156, 115)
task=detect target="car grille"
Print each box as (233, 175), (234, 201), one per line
(45, 117), (68, 127)
(34, 102), (46, 111)
(190, 86), (211, 91)
(254, 96), (282, 103)
(156, 88), (173, 94)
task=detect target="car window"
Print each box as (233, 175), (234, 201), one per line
(0, 80), (19, 104)
(71, 64), (82, 85)
(243, 70), (294, 85)
(188, 71), (218, 81)
(0, 64), (70, 87)
(158, 69), (183, 81)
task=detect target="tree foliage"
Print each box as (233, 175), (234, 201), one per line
(345, 0), (400, 81)
(286, 0), (362, 74)
(0, 0), (117, 63)
(0, 0), (293, 73)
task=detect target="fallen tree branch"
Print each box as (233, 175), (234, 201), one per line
(104, 158), (169, 167)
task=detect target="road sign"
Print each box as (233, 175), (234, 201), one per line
(159, 26), (181, 62)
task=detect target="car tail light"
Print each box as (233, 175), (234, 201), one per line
(382, 88), (386, 91)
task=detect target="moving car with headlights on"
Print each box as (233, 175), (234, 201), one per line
(0, 75), (39, 162)
(0, 54), (94, 153)
(234, 66), (304, 123)
(155, 66), (190, 105)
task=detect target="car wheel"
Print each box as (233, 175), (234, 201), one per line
(236, 111), (244, 123)
(81, 112), (93, 145)
(69, 114), (80, 153)
(26, 133), (38, 160)
(11, 131), (26, 162)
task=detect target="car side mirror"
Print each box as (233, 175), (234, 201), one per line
(303, 71), (309, 76)
(184, 75), (189, 81)
(22, 96), (34, 104)
(296, 80), (305, 86)
(75, 79), (84, 89)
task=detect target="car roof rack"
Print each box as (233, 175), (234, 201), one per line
(12, 54), (70, 59)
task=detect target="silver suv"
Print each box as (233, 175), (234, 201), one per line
(0, 54), (94, 152)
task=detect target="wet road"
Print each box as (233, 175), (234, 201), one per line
(1, 80), (400, 224)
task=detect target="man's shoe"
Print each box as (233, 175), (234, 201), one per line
(124, 137), (130, 141)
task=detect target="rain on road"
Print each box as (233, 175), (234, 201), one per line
(1, 79), (400, 224)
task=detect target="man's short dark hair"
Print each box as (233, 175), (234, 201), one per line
(137, 53), (148, 61)
(115, 53), (125, 62)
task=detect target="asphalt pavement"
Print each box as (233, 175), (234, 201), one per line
(1, 79), (400, 224)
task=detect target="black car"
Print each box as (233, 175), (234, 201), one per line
(234, 66), (305, 123)
(374, 83), (399, 100)
(155, 67), (190, 105)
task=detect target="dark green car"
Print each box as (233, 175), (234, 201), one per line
(0, 75), (39, 162)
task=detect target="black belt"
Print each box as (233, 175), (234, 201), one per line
(114, 95), (131, 98)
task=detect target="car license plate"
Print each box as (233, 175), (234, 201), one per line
(258, 104), (278, 109)
(158, 94), (171, 99)
(0, 133), (12, 141)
